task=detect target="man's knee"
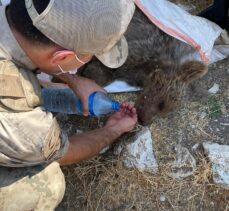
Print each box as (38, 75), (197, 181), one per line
(0, 162), (66, 211)
(39, 162), (66, 209)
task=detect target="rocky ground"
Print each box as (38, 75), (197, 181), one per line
(57, 1), (229, 210)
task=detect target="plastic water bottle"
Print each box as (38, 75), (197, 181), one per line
(41, 88), (120, 116)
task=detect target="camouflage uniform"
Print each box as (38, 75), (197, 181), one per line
(0, 162), (65, 211)
(0, 4), (69, 210)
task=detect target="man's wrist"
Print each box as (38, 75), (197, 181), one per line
(103, 125), (123, 143)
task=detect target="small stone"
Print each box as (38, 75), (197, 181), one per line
(191, 125), (196, 129)
(160, 194), (166, 202)
(200, 112), (207, 119)
(203, 142), (229, 188)
(114, 127), (158, 174)
(76, 129), (83, 134)
(192, 144), (200, 152)
(208, 83), (220, 94)
(1, 0), (11, 5)
(113, 144), (123, 156)
(99, 146), (110, 154)
(168, 145), (197, 180)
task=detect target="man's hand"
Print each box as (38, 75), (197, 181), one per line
(58, 74), (106, 116)
(105, 102), (138, 136)
(58, 102), (138, 165)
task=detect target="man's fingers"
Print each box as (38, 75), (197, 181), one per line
(120, 102), (134, 111)
(81, 100), (89, 116)
(131, 107), (137, 115)
(127, 104), (135, 111)
(101, 87), (108, 94)
(119, 102), (137, 119)
(129, 107), (137, 120)
(120, 101), (128, 109)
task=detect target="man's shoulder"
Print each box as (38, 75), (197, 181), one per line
(0, 59), (42, 111)
(0, 59), (27, 100)
(0, 59), (20, 73)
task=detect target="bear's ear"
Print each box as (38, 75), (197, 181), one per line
(178, 61), (208, 83)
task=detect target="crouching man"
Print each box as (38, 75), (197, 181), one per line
(0, 0), (137, 210)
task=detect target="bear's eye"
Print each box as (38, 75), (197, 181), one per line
(158, 101), (165, 111)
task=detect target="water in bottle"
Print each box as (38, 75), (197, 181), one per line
(41, 88), (120, 116)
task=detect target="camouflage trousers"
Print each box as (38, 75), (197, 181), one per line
(0, 162), (65, 211)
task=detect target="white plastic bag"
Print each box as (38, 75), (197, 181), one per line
(0, 0), (10, 5)
(134, 0), (229, 64)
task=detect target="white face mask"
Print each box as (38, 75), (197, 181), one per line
(55, 55), (86, 75)
(57, 65), (78, 75)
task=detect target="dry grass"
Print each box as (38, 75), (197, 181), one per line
(193, 153), (212, 186)
(60, 152), (218, 211)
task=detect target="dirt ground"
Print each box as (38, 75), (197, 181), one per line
(58, 1), (229, 210)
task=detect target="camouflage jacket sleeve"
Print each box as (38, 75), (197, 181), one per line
(0, 60), (69, 167)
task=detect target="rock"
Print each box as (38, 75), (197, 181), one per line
(159, 194), (166, 202)
(208, 83), (220, 94)
(200, 112), (207, 119)
(99, 146), (110, 154)
(203, 142), (229, 188)
(192, 144), (200, 152)
(1, 0), (11, 5)
(210, 201), (214, 207)
(114, 127), (158, 174)
(168, 145), (197, 180)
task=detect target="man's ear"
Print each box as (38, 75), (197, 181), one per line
(50, 50), (75, 66)
(178, 61), (208, 83)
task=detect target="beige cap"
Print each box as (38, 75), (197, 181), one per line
(25, 0), (135, 68)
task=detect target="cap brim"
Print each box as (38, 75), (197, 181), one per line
(95, 36), (128, 69)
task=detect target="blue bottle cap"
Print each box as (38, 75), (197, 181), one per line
(112, 101), (120, 111)
(89, 92), (97, 116)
